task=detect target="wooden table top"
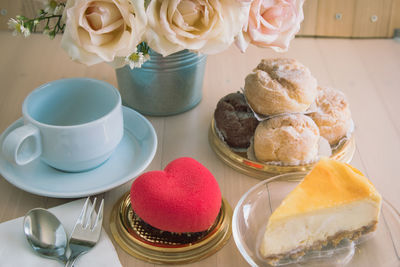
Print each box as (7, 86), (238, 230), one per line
(0, 31), (399, 267)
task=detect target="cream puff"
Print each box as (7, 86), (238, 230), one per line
(244, 58), (317, 116)
(254, 114), (320, 164)
(309, 86), (352, 146)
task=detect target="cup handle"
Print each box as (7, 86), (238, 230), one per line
(2, 124), (42, 165)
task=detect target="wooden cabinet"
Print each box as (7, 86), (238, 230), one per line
(389, 0), (400, 37)
(298, 0), (400, 37)
(315, 0), (356, 37)
(352, 0), (393, 37)
(298, 0), (319, 36)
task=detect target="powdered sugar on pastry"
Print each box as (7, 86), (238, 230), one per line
(309, 86), (352, 146)
(254, 114), (320, 165)
(244, 58), (317, 116)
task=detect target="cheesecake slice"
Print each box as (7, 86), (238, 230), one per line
(260, 158), (382, 265)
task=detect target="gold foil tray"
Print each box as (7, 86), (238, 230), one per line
(110, 193), (232, 265)
(209, 118), (356, 180)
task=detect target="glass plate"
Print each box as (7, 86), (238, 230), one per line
(232, 173), (400, 266)
(209, 119), (356, 180)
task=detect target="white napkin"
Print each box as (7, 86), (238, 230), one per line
(0, 199), (122, 267)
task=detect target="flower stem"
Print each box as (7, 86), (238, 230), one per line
(9, 2), (65, 38)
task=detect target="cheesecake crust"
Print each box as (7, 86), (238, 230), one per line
(263, 221), (377, 266)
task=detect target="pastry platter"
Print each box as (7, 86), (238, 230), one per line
(209, 118), (356, 179)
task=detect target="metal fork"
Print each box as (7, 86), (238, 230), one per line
(65, 197), (104, 267)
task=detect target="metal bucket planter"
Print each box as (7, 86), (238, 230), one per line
(115, 50), (207, 116)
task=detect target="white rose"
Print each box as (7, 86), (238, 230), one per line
(61, 0), (146, 67)
(145, 0), (250, 57)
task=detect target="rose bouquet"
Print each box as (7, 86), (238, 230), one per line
(9, 0), (304, 69)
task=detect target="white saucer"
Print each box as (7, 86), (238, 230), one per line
(0, 106), (157, 198)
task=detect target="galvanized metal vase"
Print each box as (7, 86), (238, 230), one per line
(115, 49), (207, 116)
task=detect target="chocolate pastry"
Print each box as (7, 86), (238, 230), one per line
(214, 92), (259, 150)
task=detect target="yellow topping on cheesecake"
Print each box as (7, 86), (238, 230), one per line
(260, 158), (382, 265)
(270, 158), (381, 223)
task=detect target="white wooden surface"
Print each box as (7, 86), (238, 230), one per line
(0, 31), (399, 266)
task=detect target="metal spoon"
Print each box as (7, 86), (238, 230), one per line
(23, 208), (68, 264)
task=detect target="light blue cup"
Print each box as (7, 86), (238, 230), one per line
(2, 78), (124, 172)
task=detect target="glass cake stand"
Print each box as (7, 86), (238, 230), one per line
(209, 118), (356, 180)
(232, 173), (400, 267)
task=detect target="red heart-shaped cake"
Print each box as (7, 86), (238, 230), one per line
(130, 157), (222, 233)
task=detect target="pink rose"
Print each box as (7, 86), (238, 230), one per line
(236, 0), (304, 52)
